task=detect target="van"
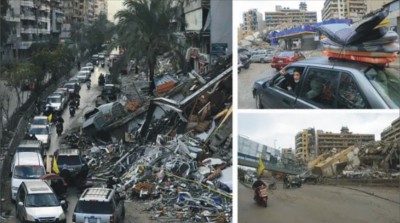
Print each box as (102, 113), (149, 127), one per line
(250, 49), (274, 63)
(11, 152), (46, 200)
(13, 140), (45, 157)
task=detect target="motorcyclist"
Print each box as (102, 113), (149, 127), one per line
(99, 73), (105, 86)
(252, 177), (267, 200)
(30, 134), (38, 140)
(86, 79), (91, 89)
(43, 104), (53, 117)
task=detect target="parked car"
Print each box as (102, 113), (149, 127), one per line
(76, 71), (90, 83)
(253, 57), (400, 109)
(250, 49), (274, 63)
(91, 54), (99, 65)
(55, 148), (85, 179)
(16, 181), (66, 223)
(54, 89), (70, 103)
(29, 125), (51, 149)
(85, 62), (94, 72)
(73, 188), (125, 223)
(271, 51), (305, 70)
(80, 66), (92, 74)
(63, 82), (79, 96)
(238, 48), (251, 58)
(68, 78), (81, 89)
(13, 140), (45, 157)
(10, 152), (46, 200)
(30, 116), (50, 129)
(46, 94), (67, 111)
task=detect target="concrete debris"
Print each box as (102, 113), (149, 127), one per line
(58, 65), (232, 222)
(310, 140), (400, 179)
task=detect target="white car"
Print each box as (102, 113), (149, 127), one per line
(81, 66), (92, 74)
(31, 116), (50, 129)
(85, 62), (94, 72)
(46, 94), (66, 111)
(29, 125), (51, 149)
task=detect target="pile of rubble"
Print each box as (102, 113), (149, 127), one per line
(311, 140), (400, 179)
(62, 64), (233, 222)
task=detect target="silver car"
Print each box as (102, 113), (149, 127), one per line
(73, 188), (125, 223)
(29, 125), (51, 149)
(46, 94), (67, 111)
(16, 181), (66, 223)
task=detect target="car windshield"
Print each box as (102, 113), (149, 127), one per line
(57, 156), (82, 166)
(64, 84), (74, 89)
(13, 166), (45, 179)
(47, 97), (61, 103)
(278, 52), (295, 57)
(29, 128), (48, 135)
(75, 201), (114, 214)
(364, 67), (400, 107)
(32, 119), (47, 125)
(16, 147), (40, 153)
(26, 193), (59, 207)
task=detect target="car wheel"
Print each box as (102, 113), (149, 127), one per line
(255, 94), (263, 109)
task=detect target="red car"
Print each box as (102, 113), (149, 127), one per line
(271, 51), (305, 71)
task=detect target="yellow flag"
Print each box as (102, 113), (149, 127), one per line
(52, 157), (60, 174)
(257, 154), (265, 176)
(48, 113), (53, 123)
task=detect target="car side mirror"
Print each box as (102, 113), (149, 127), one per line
(18, 202), (23, 207)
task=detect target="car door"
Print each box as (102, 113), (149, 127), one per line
(260, 66), (304, 108)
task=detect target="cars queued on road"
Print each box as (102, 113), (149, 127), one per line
(8, 51), (126, 223)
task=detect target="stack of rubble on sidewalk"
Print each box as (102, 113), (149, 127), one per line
(311, 140), (400, 179)
(63, 65), (233, 222)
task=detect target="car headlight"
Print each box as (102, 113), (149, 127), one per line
(26, 213), (35, 221)
(59, 212), (66, 220)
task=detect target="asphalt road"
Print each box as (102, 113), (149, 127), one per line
(238, 62), (276, 109)
(238, 182), (400, 223)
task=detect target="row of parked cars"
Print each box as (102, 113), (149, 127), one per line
(10, 55), (126, 222)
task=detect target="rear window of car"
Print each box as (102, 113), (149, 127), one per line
(278, 52), (295, 57)
(75, 201), (114, 214)
(29, 127), (48, 135)
(57, 155), (82, 166)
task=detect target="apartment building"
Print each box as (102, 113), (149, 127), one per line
(317, 127), (375, 154)
(94, 0), (108, 17)
(241, 9), (264, 34)
(381, 116), (400, 142)
(265, 2), (317, 30)
(322, 0), (367, 21)
(238, 135), (280, 164)
(5, 0), (52, 50)
(295, 128), (316, 162)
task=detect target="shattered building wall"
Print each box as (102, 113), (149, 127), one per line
(295, 128), (316, 162)
(317, 127), (375, 154)
(381, 116), (400, 142)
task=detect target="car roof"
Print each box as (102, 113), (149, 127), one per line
(33, 116), (48, 120)
(30, 125), (48, 129)
(80, 188), (114, 202)
(18, 140), (42, 147)
(24, 181), (53, 194)
(291, 56), (371, 71)
(57, 148), (80, 156)
(48, 94), (61, 98)
(14, 152), (43, 165)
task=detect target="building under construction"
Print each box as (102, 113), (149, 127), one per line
(381, 116), (400, 142)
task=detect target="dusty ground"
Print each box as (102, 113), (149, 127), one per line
(238, 182), (400, 223)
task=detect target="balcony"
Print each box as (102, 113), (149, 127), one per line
(21, 27), (36, 34)
(20, 13), (36, 21)
(38, 16), (50, 23)
(5, 14), (20, 22)
(21, 0), (34, 8)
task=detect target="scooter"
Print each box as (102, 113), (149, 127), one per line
(69, 105), (75, 117)
(254, 186), (268, 208)
(56, 122), (63, 136)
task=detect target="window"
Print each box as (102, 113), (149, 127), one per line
(299, 68), (339, 108)
(337, 73), (367, 108)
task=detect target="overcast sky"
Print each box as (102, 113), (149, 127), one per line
(238, 111), (400, 150)
(107, 0), (124, 23)
(234, 0), (325, 28)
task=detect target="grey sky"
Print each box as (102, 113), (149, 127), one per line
(238, 111), (400, 150)
(107, 0), (124, 23)
(234, 0), (325, 28)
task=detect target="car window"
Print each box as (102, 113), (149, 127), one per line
(274, 67), (304, 94)
(14, 166), (45, 179)
(365, 67), (400, 107)
(30, 127), (48, 135)
(26, 193), (59, 207)
(299, 68), (339, 108)
(337, 73), (368, 109)
(57, 155), (82, 165)
(75, 201), (115, 214)
(278, 52), (294, 57)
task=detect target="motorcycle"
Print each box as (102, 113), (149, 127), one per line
(56, 122), (63, 137)
(69, 105), (75, 117)
(86, 80), (91, 90)
(98, 75), (105, 86)
(254, 185), (268, 208)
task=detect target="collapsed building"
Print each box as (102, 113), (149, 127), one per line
(60, 61), (233, 222)
(310, 140), (400, 179)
